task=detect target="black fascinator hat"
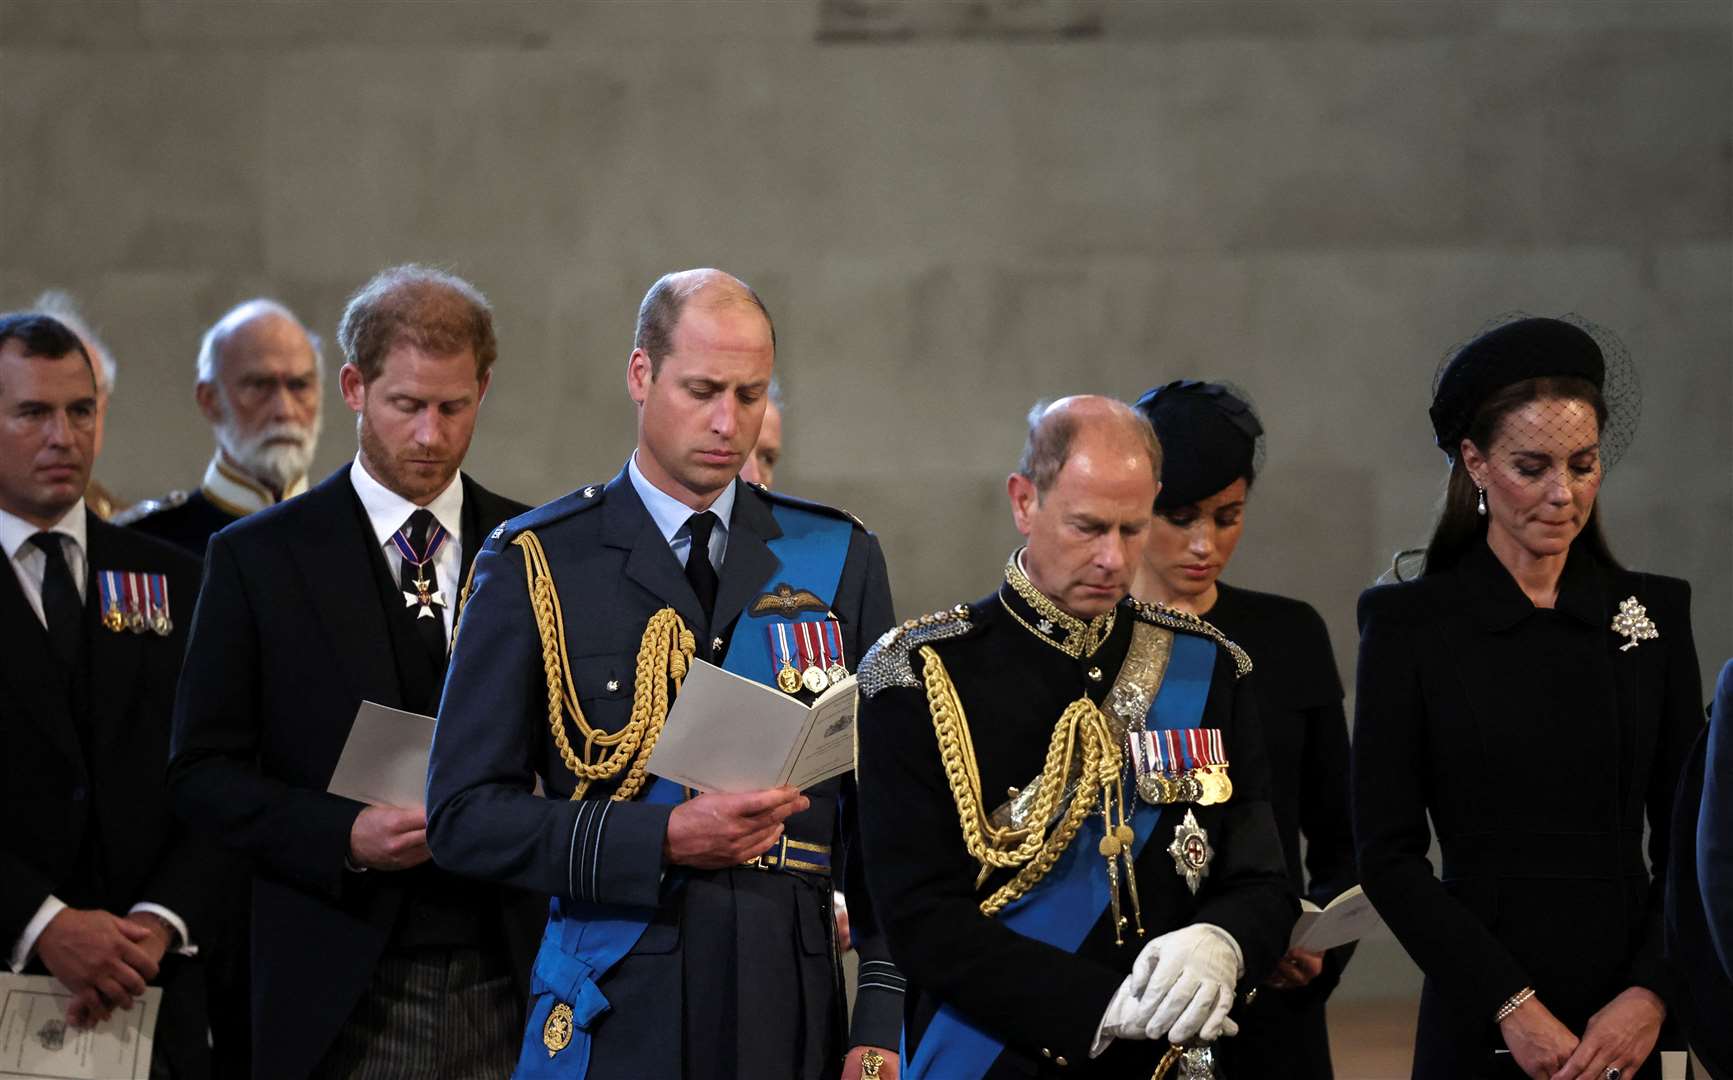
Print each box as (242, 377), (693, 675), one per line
(1131, 380), (1265, 510)
(1429, 313), (1641, 465)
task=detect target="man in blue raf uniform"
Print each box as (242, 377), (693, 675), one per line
(429, 269), (904, 1080)
(855, 397), (1295, 1079)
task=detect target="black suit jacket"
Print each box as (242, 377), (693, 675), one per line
(166, 466), (538, 1080)
(427, 468), (903, 1078)
(1665, 659), (1733, 1078)
(1351, 541), (1701, 1079)
(0, 513), (212, 1077)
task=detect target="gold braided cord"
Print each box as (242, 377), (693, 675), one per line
(917, 645), (1123, 916)
(514, 530), (695, 802)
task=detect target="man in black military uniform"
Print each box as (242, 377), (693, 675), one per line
(120, 299), (322, 555)
(855, 396), (1295, 1079)
(428, 268), (904, 1080)
(0, 313), (213, 1079)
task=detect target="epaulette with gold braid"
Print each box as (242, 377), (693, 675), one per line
(1129, 599), (1252, 679)
(857, 604), (973, 698)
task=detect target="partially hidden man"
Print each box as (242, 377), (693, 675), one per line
(856, 397), (1295, 1079)
(427, 269), (904, 1079)
(0, 313), (213, 1079)
(167, 267), (543, 1079)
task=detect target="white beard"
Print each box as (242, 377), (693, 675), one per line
(215, 411), (322, 493)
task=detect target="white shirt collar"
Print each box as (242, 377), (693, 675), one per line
(627, 451), (735, 548)
(348, 455), (465, 550)
(0, 499), (87, 563)
(203, 453), (309, 517)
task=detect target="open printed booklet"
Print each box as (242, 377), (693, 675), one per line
(0, 975), (159, 1080)
(1288, 885), (1384, 952)
(646, 658), (858, 793)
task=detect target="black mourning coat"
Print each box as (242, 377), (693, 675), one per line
(1206, 583), (1356, 1080)
(425, 469), (904, 1080)
(0, 513), (213, 1079)
(166, 467), (542, 1080)
(1351, 541), (1701, 1080)
(856, 587), (1295, 1078)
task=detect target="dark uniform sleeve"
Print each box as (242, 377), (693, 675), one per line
(1703, 659), (1733, 981)
(1294, 607), (1358, 1001)
(426, 533), (670, 908)
(169, 533), (363, 901)
(832, 533), (906, 1052)
(858, 670), (1128, 1066)
(1352, 585), (1530, 1021)
(1191, 649), (1300, 990)
(1628, 578), (1702, 1003)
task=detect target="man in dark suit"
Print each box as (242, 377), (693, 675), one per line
(0, 313), (212, 1079)
(427, 269), (904, 1079)
(1666, 659), (1733, 1077)
(168, 267), (540, 1079)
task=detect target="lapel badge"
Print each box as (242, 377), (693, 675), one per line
(1611, 596), (1658, 652)
(751, 582), (828, 619)
(542, 1001), (574, 1057)
(1167, 808), (1213, 895)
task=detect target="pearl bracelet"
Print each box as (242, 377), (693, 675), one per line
(1495, 986), (1536, 1022)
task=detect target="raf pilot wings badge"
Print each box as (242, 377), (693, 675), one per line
(750, 582), (829, 618)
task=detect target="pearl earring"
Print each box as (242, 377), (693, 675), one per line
(1476, 487), (1487, 516)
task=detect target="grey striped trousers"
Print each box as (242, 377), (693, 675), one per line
(314, 947), (520, 1080)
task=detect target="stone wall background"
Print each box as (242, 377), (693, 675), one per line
(4, 0), (1728, 1007)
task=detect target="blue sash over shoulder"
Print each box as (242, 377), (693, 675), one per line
(514, 502), (854, 1078)
(905, 630), (1217, 1080)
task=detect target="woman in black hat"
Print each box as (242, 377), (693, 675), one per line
(1131, 380), (1356, 1080)
(1351, 316), (1702, 1080)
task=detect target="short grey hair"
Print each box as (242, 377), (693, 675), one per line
(32, 291), (116, 395)
(1016, 396), (1163, 497)
(195, 299), (323, 385)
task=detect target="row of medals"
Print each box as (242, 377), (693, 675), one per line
(102, 603), (171, 637)
(1136, 765), (1232, 807)
(776, 658), (848, 695)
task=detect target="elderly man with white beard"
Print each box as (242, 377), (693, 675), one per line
(121, 300), (324, 555)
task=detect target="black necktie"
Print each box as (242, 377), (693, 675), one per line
(399, 509), (447, 661)
(684, 511), (719, 620)
(31, 532), (84, 668)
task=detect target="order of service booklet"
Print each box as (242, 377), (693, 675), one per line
(646, 658), (859, 793)
(0, 975), (159, 1080)
(1288, 885), (1383, 952)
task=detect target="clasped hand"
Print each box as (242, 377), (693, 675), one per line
(36, 908), (171, 1027)
(1097, 923), (1243, 1052)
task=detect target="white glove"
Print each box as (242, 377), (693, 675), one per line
(1091, 973), (1148, 1057)
(1128, 923), (1244, 1044)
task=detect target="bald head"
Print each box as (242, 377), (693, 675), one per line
(634, 268), (775, 377)
(197, 300), (319, 385)
(1018, 395), (1163, 500)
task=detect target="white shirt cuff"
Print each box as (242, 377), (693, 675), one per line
(9, 896), (67, 973)
(129, 904), (198, 957)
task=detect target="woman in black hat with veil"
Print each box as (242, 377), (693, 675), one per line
(1131, 380), (1356, 1080)
(1351, 315), (1702, 1080)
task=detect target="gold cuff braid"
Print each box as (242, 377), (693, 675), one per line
(514, 530), (696, 802)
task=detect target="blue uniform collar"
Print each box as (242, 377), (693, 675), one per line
(626, 451), (735, 562)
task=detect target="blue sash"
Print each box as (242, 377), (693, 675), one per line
(905, 631), (1218, 1080)
(514, 502), (854, 1078)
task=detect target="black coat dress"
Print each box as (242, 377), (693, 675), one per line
(1351, 541), (1701, 1079)
(1206, 583), (1356, 1080)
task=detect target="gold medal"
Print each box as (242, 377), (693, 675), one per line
(542, 1001), (574, 1057)
(1214, 770), (1233, 803)
(776, 663), (803, 695)
(102, 604), (126, 633)
(801, 664), (830, 694)
(1195, 770), (1221, 806)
